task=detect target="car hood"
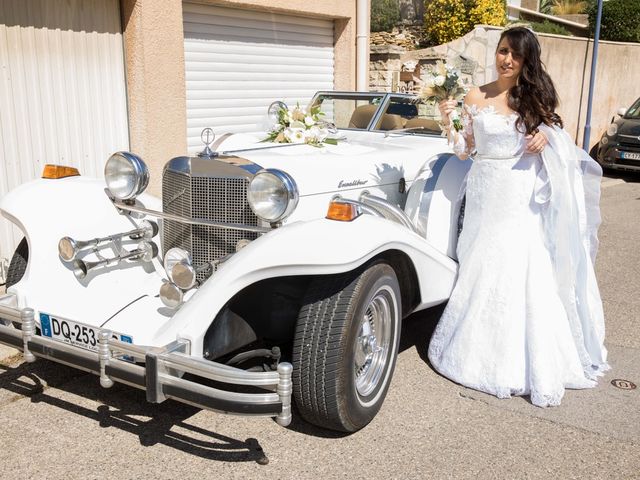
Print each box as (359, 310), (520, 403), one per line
(215, 132), (449, 196)
(618, 118), (640, 137)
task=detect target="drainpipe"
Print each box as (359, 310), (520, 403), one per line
(582, 0), (604, 151)
(356, 0), (370, 91)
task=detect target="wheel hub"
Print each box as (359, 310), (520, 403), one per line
(354, 289), (392, 397)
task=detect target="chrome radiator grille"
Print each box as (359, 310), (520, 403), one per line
(162, 170), (259, 281)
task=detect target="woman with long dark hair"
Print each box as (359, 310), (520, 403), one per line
(429, 26), (609, 406)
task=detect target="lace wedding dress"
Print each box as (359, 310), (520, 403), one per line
(428, 105), (609, 406)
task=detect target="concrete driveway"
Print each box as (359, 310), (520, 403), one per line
(0, 173), (638, 479)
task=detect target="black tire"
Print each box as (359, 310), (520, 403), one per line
(6, 238), (28, 288)
(292, 262), (402, 432)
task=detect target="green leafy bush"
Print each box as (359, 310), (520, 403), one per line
(424, 0), (506, 45)
(371, 0), (401, 32)
(528, 20), (571, 36)
(587, 0), (640, 43)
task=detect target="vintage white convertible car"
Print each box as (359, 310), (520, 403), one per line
(0, 91), (470, 432)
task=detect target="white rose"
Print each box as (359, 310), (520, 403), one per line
(284, 127), (306, 144)
(304, 116), (315, 127)
(313, 126), (328, 142)
(434, 75), (445, 86)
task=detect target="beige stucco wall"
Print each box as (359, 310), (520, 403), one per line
(121, 0), (360, 195)
(538, 34), (640, 149)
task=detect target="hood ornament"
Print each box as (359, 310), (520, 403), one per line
(198, 127), (218, 159)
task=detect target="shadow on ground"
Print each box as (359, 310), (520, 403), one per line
(0, 360), (269, 464)
(399, 304), (444, 364)
(604, 170), (639, 183)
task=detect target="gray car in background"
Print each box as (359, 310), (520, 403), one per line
(595, 97), (640, 172)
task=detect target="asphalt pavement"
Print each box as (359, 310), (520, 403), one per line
(0, 173), (638, 479)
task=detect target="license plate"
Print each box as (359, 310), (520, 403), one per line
(39, 313), (133, 353)
(621, 151), (640, 160)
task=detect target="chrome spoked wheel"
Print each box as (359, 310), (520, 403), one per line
(354, 287), (393, 397)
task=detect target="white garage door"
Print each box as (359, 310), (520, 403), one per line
(0, 0), (129, 277)
(183, 2), (335, 153)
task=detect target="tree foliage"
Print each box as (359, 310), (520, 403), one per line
(588, 0), (640, 43)
(371, 0), (401, 32)
(424, 0), (506, 45)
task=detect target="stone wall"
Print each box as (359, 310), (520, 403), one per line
(370, 25), (640, 148)
(370, 45), (405, 92)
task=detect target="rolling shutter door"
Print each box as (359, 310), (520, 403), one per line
(0, 0), (129, 273)
(183, 2), (335, 153)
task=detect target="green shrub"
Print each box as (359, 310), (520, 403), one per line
(371, 0), (401, 32)
(587, 0), (640, 43)
(469, 0), (507, 27)
(424, 0), (506, 45)
(528, 20), (572, 36)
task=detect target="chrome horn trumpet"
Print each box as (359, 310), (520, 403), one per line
(58, 220), (159, 262)
(72, 241), (158, 280)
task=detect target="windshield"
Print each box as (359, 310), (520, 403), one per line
(625, 97), (640, 119)
(372, 96), (443, 135)
(311, 93), (386, 130)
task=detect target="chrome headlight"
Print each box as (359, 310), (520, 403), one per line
(105, 152), (149, 200)
(247, 169), (299, 223)
(606, 123), (618, 137)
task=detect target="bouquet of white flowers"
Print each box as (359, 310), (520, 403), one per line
(419, 61), (467, 131)
(263, 103), (338, 147)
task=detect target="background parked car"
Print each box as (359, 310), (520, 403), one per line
(594, 97), (640, 172)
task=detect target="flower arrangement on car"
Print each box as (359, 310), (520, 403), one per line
(419, 60), (467, 132)
(263, 102), (338, 147)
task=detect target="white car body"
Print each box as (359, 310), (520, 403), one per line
(0, 91), (470, 430)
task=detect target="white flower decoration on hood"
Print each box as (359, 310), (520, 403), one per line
(284, 127), (306, 144)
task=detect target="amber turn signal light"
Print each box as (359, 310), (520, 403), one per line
(42, 164), (80, 179)
(326, 201), (359, 222)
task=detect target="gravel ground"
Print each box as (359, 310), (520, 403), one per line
(0, 174), (638, 479)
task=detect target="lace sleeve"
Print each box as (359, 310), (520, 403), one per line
(449, 105), (475, 159)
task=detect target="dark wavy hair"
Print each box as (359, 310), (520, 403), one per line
(499, 27), (563, 134)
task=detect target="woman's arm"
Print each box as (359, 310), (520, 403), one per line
(438, 90), (478, 160)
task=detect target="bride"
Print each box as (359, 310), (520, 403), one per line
(428, 26), (609, 406)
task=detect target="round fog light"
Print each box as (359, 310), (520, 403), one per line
(172, 261), (197, 290)
(164, 247), (192, 281)
(160, 282), (183, 308)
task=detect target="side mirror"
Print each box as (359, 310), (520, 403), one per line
(617, 107), (627, 117)
(267, 100), (288, 128)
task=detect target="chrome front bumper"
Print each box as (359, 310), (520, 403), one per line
(0, 294), (292, 426)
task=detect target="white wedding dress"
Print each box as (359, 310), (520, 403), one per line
(428, 105), (609, 406)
